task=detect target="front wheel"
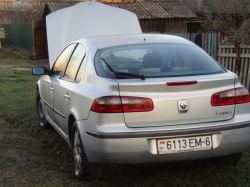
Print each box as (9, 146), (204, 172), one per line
(36, 93), (49, 129)
(72, 122), (102, 181)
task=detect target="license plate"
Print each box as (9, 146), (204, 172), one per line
(157, 135), (212, 154)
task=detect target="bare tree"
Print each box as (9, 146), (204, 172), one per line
(1, 0), (45, 24)
(202, 0), (250, 43)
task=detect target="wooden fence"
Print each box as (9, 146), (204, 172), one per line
(150, 32), (250, 90)
(218, 45), (250, 90)
(172, 32), (221, 59)
(148, 32), (222, 59)
(174, 33), (250, 91)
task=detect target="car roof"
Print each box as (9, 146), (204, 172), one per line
(80, 34), (195, 49)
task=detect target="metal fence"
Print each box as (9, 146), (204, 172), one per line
(0, 24), (33, 50)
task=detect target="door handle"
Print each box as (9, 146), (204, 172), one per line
(50, 85), (54, 91)
(64, 93), (70, 100)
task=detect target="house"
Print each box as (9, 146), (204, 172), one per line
(42, 1), (197, 33)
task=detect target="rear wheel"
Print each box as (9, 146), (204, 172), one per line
(214, 153), (242, 166)
(72, 122), (102, 181)
(36, 93), (49, 129)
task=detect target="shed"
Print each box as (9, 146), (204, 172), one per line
(42, 0), (197, 33)
(34, 1), (197, 59)
(103, 1), (197, 33)
(42, 1), (197, 33)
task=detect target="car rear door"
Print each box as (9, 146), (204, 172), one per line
(48, 43), (77, 128)
(53, 44), (87, 134)
(39, 43), (76, 123)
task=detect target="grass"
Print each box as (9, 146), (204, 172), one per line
(0, 50), (250, 187)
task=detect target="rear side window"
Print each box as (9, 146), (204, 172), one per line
(75, 61), (85, 82)
(52, 43), (76, 78)
(63, 44), (86, 82)
(94, 43), (225, 79)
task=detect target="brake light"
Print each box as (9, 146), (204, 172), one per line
(167, 80), (197, 86)
(91, 96), (154, 113)
(211, 87), (250, 106)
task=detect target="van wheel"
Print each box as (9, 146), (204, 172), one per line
(72, 122), (102, 181)
(214, 153), (242, 166)
(36, 93), (49, 128)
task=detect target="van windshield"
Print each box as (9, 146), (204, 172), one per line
(94, 43), (225, 79)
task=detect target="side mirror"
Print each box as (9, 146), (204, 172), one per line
(32, 66), (49, 75)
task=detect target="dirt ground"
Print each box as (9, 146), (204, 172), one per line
(0, 118), (87, 187)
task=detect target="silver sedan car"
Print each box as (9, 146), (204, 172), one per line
(32, 34), (250, 180)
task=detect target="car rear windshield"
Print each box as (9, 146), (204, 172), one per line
(94, 43), (226, 79)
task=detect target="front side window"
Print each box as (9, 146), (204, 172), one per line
(63, 44), (86, 82)
(94, 43), (225, 79)
(52, 43), (76, 77)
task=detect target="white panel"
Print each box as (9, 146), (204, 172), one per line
(46, 2), (142, 68)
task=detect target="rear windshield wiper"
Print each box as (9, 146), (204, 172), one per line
(101, 58), (146, 80)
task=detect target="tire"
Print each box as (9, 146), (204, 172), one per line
(214, 153), (242, 166)
(72, 122), (102, 181)
(36, 93), (49, 129)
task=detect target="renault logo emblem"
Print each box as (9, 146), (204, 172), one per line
(180, 101), (187, 109)
(178, 100), (189, 113)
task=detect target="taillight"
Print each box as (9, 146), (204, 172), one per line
(121, 97), (153, 112)
(235, 87), (250, 104)
(211, 87), (250, 106)
(91, 96), (122, 113)
(91, 96), (154, 113)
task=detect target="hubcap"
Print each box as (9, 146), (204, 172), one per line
(73, 129), (82, 175)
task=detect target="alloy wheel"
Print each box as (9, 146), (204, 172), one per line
(73, 129), (82, 176)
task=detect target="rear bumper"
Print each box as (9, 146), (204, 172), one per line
(78, 120), (250, 164)
(86, 120), (250, 139)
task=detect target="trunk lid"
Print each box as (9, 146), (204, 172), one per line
(117, 73), (236, 128)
